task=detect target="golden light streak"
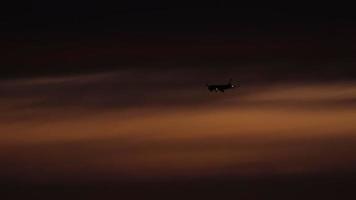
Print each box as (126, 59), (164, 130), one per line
(1, 76), (356, 179)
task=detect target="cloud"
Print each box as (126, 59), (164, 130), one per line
(1, 70), (356, 182)
(2, 69), (356, 111)
(236, 82), (356, 108)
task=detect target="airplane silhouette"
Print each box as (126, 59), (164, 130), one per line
(206, 79), (239, 92)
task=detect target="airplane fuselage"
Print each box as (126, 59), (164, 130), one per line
(207, 83), (235, 92)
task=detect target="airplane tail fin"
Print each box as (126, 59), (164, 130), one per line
(229, 79), (241, 88)
(235, 80), (241, 87)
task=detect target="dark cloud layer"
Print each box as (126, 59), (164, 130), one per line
(2, 33), (354, 80)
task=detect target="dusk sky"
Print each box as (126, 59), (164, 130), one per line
(1, 2), (356, 199)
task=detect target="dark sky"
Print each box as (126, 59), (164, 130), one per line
(2, 1), (355, 31)
(1, 2), (356, 199)
(1, 2), (355, 78)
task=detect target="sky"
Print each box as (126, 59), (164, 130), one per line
(1, 2), (356, 199)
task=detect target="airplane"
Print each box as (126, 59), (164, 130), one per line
(206, 79), (239, 92)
